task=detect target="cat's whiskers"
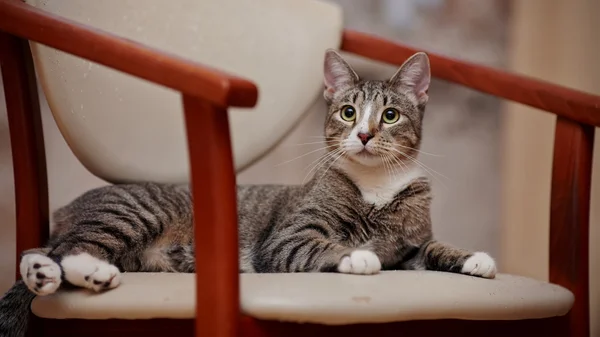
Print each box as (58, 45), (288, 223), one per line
(302, 147), (344, 184)
(305, 136), (340, 140)
(391, 147), (448, 180)
(384, 151), (406, 173)
(384, 153), (402, 182)
(274, 143), (339, 167)
(285, 141), (334, 147)
(303, 139), (348, 173)
(304, 148), (339, 172)
(384, 146), (448, 189)
(381, 146), (440, 178)
(379, 154), (394, 184)
(386, 156), (398, 183)
(384, 151), (422, 197)
(315, 148), (347, 187)
(288, 136), (343, 147)
(378, 154), (389, 182)
(382, 149), (408, 178)
(395, 143), (444, 157)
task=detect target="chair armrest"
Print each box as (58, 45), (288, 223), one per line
(341, 30), (600, 127)
(0, 0), (258, 108)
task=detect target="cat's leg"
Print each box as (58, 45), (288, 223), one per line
(162, 242), (375, 275)
(47, 237), (127, 293)
(21, 247), (122, 295)
(264, 238), (381, 274)
(403, 240), (497, 278)
(19, 248), (63, 296)
(256, 222), (381, 274)
(43, 236), (127, 293)
(59, 253), (121, 292)
(19, 248), (121, 295)
(336, 249), (382, 275)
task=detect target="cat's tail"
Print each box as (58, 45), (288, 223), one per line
(0, 281), (35, 337)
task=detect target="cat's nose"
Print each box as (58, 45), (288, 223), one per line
(357, 132), (374, 145)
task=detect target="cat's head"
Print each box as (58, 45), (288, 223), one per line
(322, 50), (430, 169)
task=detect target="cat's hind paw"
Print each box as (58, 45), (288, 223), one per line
(461, 252), (497, 279)
(20, 253), (62, 296)
(61, 253), (122, 292)
(337, 250), (381, 275)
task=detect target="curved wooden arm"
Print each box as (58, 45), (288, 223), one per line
(0, 0), (258, 108)
(342, 30), (600, 127)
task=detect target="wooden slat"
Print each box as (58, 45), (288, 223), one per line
(0, 0), (258, 108)
(549, 118), (593, 337)
(342, 30), (600, 127)
(182, 96), (239, 337)
(36, 316), (568, 337)
(0, 32), (49, 280)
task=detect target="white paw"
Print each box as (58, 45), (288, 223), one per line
(337, 250), (381, 275)
(462, 252), (497, 278)
(61, 253), (121, 292)
(20, 253), (62, 296)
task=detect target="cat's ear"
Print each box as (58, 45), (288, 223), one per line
(323, 49), (359, 103)
(389, 52), (431, 106)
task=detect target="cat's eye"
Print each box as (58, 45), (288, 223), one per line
(340, 105), (356, 122)
(382, 108), (400, 124)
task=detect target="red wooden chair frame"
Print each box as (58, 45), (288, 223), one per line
(1, 0), (598, 336)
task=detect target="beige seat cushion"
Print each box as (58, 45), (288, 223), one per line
(31, 271), (573, 324)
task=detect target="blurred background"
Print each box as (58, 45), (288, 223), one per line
(0, 0), (598, 334)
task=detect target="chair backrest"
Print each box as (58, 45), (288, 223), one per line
(24, 0), (342, 184)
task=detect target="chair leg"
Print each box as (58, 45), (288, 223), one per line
(550, 118), (594, 337)
(182, 95), (240, 337)
(0, 34), (49, 279)
(0, 32), (49, 337)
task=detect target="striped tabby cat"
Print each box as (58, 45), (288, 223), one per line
(1, 50), (495, 337)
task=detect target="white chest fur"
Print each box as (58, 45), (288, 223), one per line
(341, 163), (425, 207)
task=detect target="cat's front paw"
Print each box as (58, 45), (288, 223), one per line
(337, 250), (381, 275)
(20, 253), (62, 296)
(61, 253), (122, 292)
(461, 252), (497, 278)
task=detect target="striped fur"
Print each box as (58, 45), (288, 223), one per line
(0, 50), (496, 337)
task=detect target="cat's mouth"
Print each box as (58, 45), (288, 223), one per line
(355, 148), (375, 157)
(347, 148), (383, 167)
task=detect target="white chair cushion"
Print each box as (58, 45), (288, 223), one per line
(31, 271), (574, 324)
(25, 0), (343, 184)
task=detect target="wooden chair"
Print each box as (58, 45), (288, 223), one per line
(1, 0), (598, 336)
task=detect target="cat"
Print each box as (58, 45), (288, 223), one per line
(0, 50), (496, 337)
